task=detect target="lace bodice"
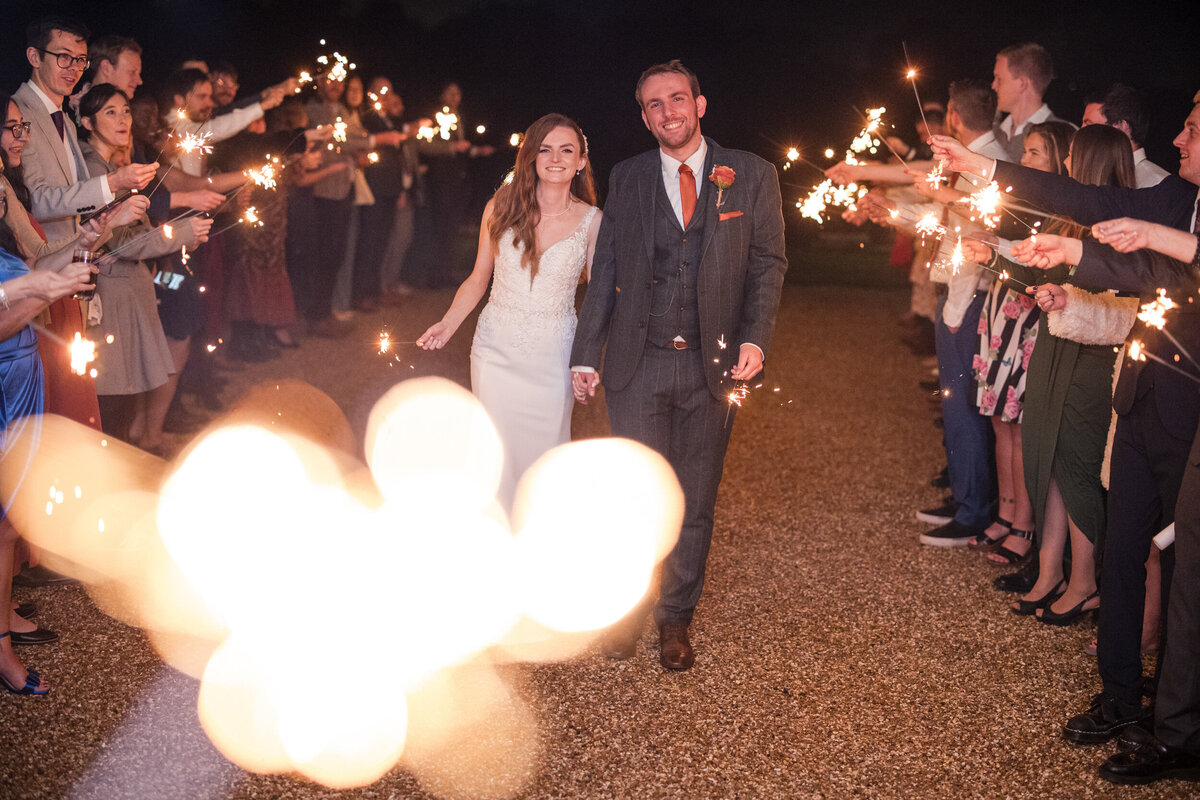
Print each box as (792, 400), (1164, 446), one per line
(474, 206), (597, 354)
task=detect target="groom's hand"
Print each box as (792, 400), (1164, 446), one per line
(730, 344), (763, 382)
(572, 369), (600, 404)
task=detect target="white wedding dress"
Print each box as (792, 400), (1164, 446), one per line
(471, 205), (599, 507)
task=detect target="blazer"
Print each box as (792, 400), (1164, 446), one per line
(572, 138), (787, 398)
(13, 81), (108, 242)
(993, 160), (1200, 438)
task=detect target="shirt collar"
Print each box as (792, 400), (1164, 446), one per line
(966, 130), (998, 153)
(660, 138), (708, 181)
(26, 80), (63, 116)
(1133, 147), (1148, 166)
(1001, 103), (1053, 138)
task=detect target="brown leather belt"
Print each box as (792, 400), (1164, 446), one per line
(672, 339), (688, 350)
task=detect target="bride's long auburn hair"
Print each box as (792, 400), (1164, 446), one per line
(488, 113), (596, 279)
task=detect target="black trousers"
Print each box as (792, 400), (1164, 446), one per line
(1098, 395), (1187, 705)
(305, 196), (353, 321)
(352, 197), (397, 304)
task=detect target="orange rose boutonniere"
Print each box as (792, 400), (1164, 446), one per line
(709, 165), (735, 208)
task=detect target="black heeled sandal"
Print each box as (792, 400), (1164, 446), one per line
(1011, 578), (1067, 616)
(988, 527), (1035, 565)
(1037, 590), (1100, 626)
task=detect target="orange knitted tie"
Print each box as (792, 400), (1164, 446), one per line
(678, 164), (696, 228)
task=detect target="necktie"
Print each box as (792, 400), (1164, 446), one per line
(678, 164), (696, 228)
(51, 110), (65, 140)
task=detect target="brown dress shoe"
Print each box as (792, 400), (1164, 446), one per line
(658, 623), (694, 671)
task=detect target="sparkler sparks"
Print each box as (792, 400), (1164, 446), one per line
(797, 179), (868, 224)
(332, 118), (348, 143)
(949, 236), (965, 275)
(243, 207), (262, 227)
(509, 133), (522, 147)
(1138, 289), (1178, 330)
(179, 131), (214, 156)
(379, 332), (391, 354)
(245, 158), (280, 191)
(69, 332), (96, 376)
(962, 180), (1004, 229)
(433, 107), (459, 141)
(914, 212), (946, 239)
(162, 224), (173, 240)
(925, 160), (948, 190)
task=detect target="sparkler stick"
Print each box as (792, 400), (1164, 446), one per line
(902, 42), (931, 134)
(1129, 340), (1200, 385)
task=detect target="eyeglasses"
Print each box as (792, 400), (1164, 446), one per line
(35, 47), (90, 70)
(2, 122), (31, 139)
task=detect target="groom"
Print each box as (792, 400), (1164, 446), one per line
(571, 60), (787, 670)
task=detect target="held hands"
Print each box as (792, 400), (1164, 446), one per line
(189, 217), (214, 244)
(1027, 282), (1068, 312)
(416, 320), (454, 350)
(109, 162), (159, 192)
(1092, 217), (1151, 252)
(571, 370), (600, 404)
(1010, 233), (1082, 270)
(730, 343), (763, 382)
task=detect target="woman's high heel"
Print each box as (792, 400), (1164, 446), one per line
(1012, 578), (1067, 616)
(1037, 590), (1100, 626)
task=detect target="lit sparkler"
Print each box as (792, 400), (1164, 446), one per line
(367, 152), (379, 164)
(70, 332), (96, 376)
(245, 157), (280, 191)
(914, 212), (946, 239)
(902, 42), (931, 133)
(476, 125), (486, 135)
(925, 160), (949, 190)
(949, 235), (964, 275)
(179, 131), (214, 156)
(433, 107), (459, 141)
(332, 118), (348, 143)
(1138, 290), (1200, 370)
(509, 133), (522, 147)
(162, 224), (173, 240)
(961, 180), (1004, 229)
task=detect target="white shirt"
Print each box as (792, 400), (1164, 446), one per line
(659, 138), (707, 229)
(998, 103), (1055, 142)
(1132, 148), (1170, 189)
(170, 103), (264, 177)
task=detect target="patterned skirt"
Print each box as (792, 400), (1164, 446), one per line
(974, 281), (1040, 423)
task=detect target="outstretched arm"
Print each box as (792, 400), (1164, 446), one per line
(417, 201), (497, 349)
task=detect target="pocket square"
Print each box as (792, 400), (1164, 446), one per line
(718, 210), (743, 221)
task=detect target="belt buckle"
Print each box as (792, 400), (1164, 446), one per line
(672, 339), (688, 350)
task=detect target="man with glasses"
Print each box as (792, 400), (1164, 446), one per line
(14, 15), (156, 241)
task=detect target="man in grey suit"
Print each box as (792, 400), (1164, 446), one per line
(571, 60), (787, 671)
(14, 16), (156, 242)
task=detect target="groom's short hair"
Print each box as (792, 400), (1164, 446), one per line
(635, 59), (700, 108)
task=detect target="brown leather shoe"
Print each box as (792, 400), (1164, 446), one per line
(658, 623), (694, 671)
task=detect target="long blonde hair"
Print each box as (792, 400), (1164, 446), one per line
(488, 113), (596, 279)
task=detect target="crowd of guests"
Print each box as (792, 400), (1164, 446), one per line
(0, 14), (497, 700)
(833, 41), (1200, 786)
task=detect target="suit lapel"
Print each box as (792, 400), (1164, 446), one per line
(698, 140), (721, 263)
(21, 86), (75, 182)
(637, 155), (657, 265)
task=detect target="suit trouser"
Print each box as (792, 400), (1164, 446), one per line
(1099, 397), (1185, 706)
(934, 291), (992, 528)
(307, 196), (353, 321)
(1157, 436), (1200, 752)
(605, 344), (734, 627)
(380, 202), (415, 291)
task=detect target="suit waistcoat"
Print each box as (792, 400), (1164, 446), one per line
(646, 180), (709, 348)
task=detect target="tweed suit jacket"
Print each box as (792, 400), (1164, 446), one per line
(13, 81), (108, 242)
(993, 159), (1200, 438)
(572, 138), (787, 398)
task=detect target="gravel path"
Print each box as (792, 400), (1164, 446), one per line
(1, 284), (1185, 799)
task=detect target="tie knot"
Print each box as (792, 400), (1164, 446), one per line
(678, 164), (693, 177)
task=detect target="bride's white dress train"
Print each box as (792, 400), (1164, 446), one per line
(471, 205), (599, 507)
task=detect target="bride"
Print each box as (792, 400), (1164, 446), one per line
(417, 114), (601, 506)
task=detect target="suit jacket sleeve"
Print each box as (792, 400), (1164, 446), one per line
(570, 165), (625, 369)
(733, 160), (787, 356)
(993, 161), (1196, 229)
(20, 127), (109, 223)
(1072, 240), (1200, 293)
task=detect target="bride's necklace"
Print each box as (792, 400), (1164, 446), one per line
(538, 196), (574, 218)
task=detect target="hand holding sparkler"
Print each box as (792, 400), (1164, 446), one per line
(173, 189), (225, 212)
(1027, 282), (1067, 312)
(729, 343), (763, 382)
(958, 237), (995, 265)
(106, 161), (159, 193)
(1011, 233), (1082, 270)
(415, 319), (455, 350)
(927, 134), (993, 180)
(189, 217), (214, 245)
(1091, 217), (1156, 253)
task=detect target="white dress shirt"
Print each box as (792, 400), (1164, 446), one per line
(997, 103), (1055, 143)
(1132, 148), (1170, 188)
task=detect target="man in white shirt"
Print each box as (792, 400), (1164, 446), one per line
(14, 16), (156, 241)
(991, 42), (1073, 161)
(1082, 84), (1171, 188)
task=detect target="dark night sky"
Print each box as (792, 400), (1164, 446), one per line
(3, 0), (1198, 198)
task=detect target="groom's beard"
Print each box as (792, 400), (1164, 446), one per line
(652, 117), (698, 152)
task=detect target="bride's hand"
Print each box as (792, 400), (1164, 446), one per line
(416, 320), (453, 349)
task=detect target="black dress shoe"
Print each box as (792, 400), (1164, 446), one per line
(12, 564), (78, 588)
(658, 623), (694, 671)
(14, 601), (36, 619)
(1064, 692), (1151, 745)
(1117, 723), (1155, 753)
(918, 519), (983, 547)
(10, 627), (59, 645)
(994, 558), (1038, 592)
(1100, 737), (1200, 785)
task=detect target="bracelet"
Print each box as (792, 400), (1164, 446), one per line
(0, 282), (10, 311)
